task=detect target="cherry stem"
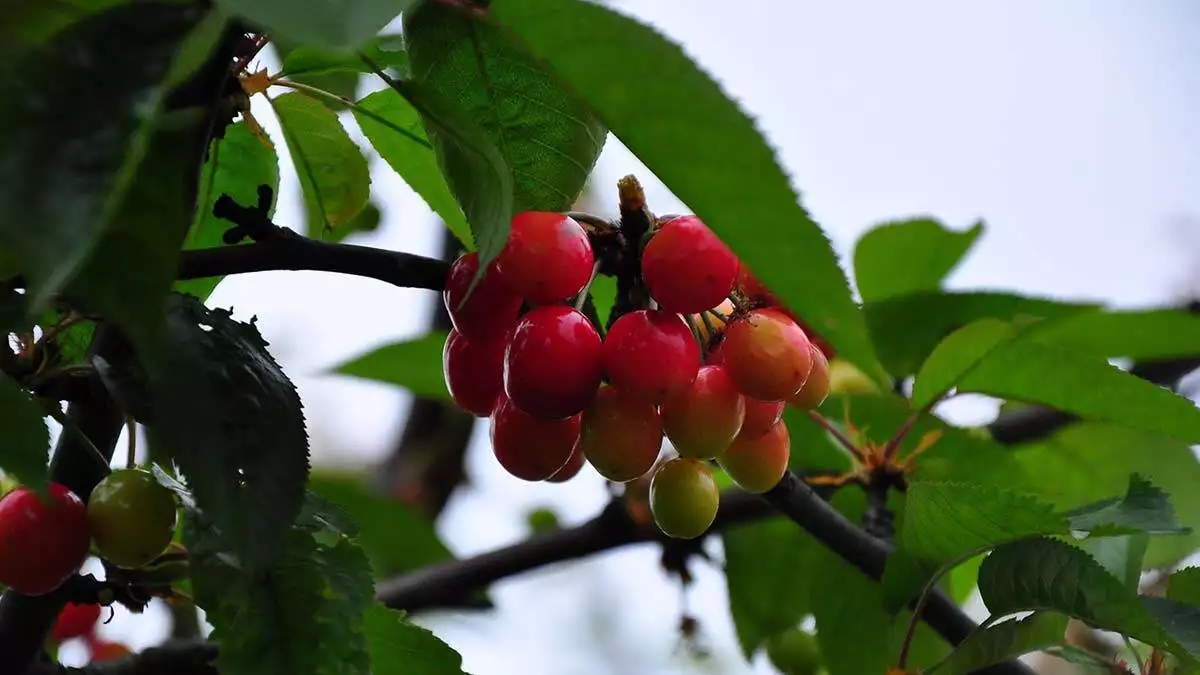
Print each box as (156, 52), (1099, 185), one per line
(806, 410), (866, 462)
(896, 578), (938, 671)
(699, 312), (719, 345)
(574, 260), (603, 312)
(1124, 636), (1146, 674)
(565, 211), (614, 232)
(704, 307), (730, 323)
(685, 314), (705, 351)
(881, 411), (921, 462)
(727, 293), (751, 313)
(125, 417), (137, 470)
(270, 79), (430, 149)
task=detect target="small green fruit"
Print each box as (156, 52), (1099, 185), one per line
(649, 458), (719, 539)
(766, 626), (821, 675)
(87, 468), (178, 569)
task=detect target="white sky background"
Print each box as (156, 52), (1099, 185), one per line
(60, 1), (1200, 672)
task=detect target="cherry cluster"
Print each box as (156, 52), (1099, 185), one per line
(442, 212), (832, 539)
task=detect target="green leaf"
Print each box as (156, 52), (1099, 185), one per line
(723, 519), (814, 658)
(146, 295), (310, 572)
(1066, 474), (1188, 536)
(1027, 308), (1200, 361)
(325, 202), (382, 244)
(927, 612), (1068, 675)
(864, 291), (1097, 377)
(978, 537), (1198, 662)
(405, 0), (606, 215)
(0, 375), (48, 490)
(331, 333), (449, 399)
(0, 2), (205, 311)
(490, 0), (885, 384)
(1042, 645), (1125, 673)
(271, 91), (371, 239)
(946, 555), (984, 605)
(280, 36), (407, 79)
(1080, 535), (1149, 590)
(217, 0), (415, 49)
(364, 604), (468, 674)
(853, 218), (983, 302)
(1169, 568), (1200, 606)
(588, 275), (618, 329)
(353, 89), (471, 247)
(882, 481), (1065, 610)
(912, 318), (1018, 407)
(178, 120), (280, 301)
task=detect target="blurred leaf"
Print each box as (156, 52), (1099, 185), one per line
(0, 2), (204, 311)
(781, 404), (850, 473)
(354, 88), (471, 247)
(216, 0), (415, 49)
(1066, 474), (1188, 536)
(1042, 645), (1125, 673)
(3, 1), (131, 58)
(1028, 308), (1200, 360)
(946, 554), (983, 605)
(38, 308), (95, 365)
(178, 121), (280, 301)
(588, 275), (618, 329)
(928, 612), (1068, 675)
(489, 1), (885, 384)
(280, 36), (407, 78)
(326, 203), (382, 244)
(724, 519), (814, 658)
(365, 604), (468, 674)
(912, 318), (1017, 406)
(1080, 535), (1149, 590)
(1169, 568), (1200, 606)
(864, 291), (1096, 377)
(271, 91), (371, 239)
(0, 375), (48, 490)
(853, 218), (982, 302)
(331, 333), (449, 399)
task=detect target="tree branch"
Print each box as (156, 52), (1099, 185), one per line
(28, 639), (217, 675)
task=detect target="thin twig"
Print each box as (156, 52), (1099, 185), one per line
(806, 409), (866, 461)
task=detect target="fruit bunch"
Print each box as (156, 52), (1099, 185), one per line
(441, 212), (831, 540)
(0, 468), (179, 597)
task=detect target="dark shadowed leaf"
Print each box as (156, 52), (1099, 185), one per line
(928, 612), (1068, 675)
(1042, 645), (1124, 673)
(365, 604), (469, 675)
(0, 375), (48, 490)
(489, 0), (884, 383)
(280, 36), (407, 79)
(331, 333), (449, 399)
(1066, 474), (1188, 536)
(216, 0), (415, 49)
(853, 218), (983, 302)
(723, 519), (814, 657)
(2, 0), (129, 59)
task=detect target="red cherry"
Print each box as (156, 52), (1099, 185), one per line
(51, 602), (102, 643)
(641, 216), (738, 313)
(443, 252), (522, 341)
(705, 338), (727, 365)
(490, 394), (581, 481)
(443, 329), (507, 417)
(790, 344), (831, 410)
(89, 641), (132, 663)
(736, 266), (775, 305)
(741, 398), (785, 438)
(546, 444), (585, 483)
(603, 310), (700, 404)
(723, 308), (814, 401)
(504, 305), (603, 419)
(496, 211), (594, 305)
(0, 483), (90, 596)
(720, 421), (791, 494)
(661, 365), (746, 460)
(579, 386), (664, 482)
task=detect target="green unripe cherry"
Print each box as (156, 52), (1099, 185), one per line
(87, 468), (178, 569)
(765, 626), (822, 675)
(649, 458), (719, 539)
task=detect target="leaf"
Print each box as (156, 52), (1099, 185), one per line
(145, 295), (310, 572)
(0, 375), (48, 490)
(2, 0), (129, 58)
(216, 0), (415, 49)
(1066, 474), (1188, 536)
(280, 36), (407, 78)
(353, 89), (471, 247)
(1042, 645), (1125, 673)
(723, 519), (814, 657)
(853, 218), (983, 302)
(405, 0), (606, 215)
(882, 481), (1065, 611)
(864, 291), (1097, 377)
(977, 537), (1197, 662)
(364, 604), (468, 675)
(911, 318), (1018, 407)
(0, 2), (205, 311)
(177, 120), (280, 301)
(1027, 308), (1200, 361)
(1169, 568), (1200, 606)
(331, 333), (449, 399)
(271, 91), (371, 238)
(927, 612), (1069, 675)
(489, 1), (885, 384)
(1080, 535), (1149, 590)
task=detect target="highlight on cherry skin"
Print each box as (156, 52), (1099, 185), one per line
(490, 393), (581, 482)
(443, 251), (521, 341)
(722, 307), (814, 402)
(660, 364), (746, 460)
(496, 211), (594, 305)
(719, 420), (792, 494)
(0, 482), (91, 596)
(641, 215), (738, 313)
(87, 468), (180, 570)
(603, 309), (700, 404)
(503, 305), (604, 420)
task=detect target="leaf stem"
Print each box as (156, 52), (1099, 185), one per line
(269, 78), (432, 149)
(882, 410), (921, 462)
(574, 261), (603, 312)
(806, 409), (866, 462)
(125, 417), (137, 470)
(896, 578), (939, 671)
(1124, 636), (1146, 674)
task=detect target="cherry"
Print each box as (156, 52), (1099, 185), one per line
(504, 305), (603, 419)
(0, 483), (90, 595)
(719, 421), (790, 493)
(741, 397), (785, 438)
(723, 308), (813, 401)
(649, 458), (719, 539)
(579, 386), (663, 482)
(641, 215), (738, 313)
(490, 394), (580, 481)
(88, 469), (178, 569)
(660, 364), (745, 460)
(765, 626), (822, 675)
(496, 211), (594, 304)
(443, 251), (522, 341)
(89, 641), (132, 663)
(705, 338), (727, 365)
(603, 310), (700, 404)
(51, 602), (102, 643)
(443, 329), (507, 417)
(546, 444), (585, 483)
(790, 343), (831, 410)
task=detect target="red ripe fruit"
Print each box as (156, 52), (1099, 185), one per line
(720, 421), (791, 494)
(579, 386), (664, 482)
(51, 602), (102, 642)
(491, 394), (581, 481)
(603, 310), (700, 404)
(546, 444), (585, 483)
(443, 329), (507, 417)
(741, 398), (785, 438)
(504, 306), (603, 419)
(443, 252), (522, 341)
(790, 344), (832, 410)
(661, 365), (746, 460)
(641, 216), (738, 313)
(496, 211), (594, 304)
(723, 308), (814, 402)
(0, 483), (90, 596)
